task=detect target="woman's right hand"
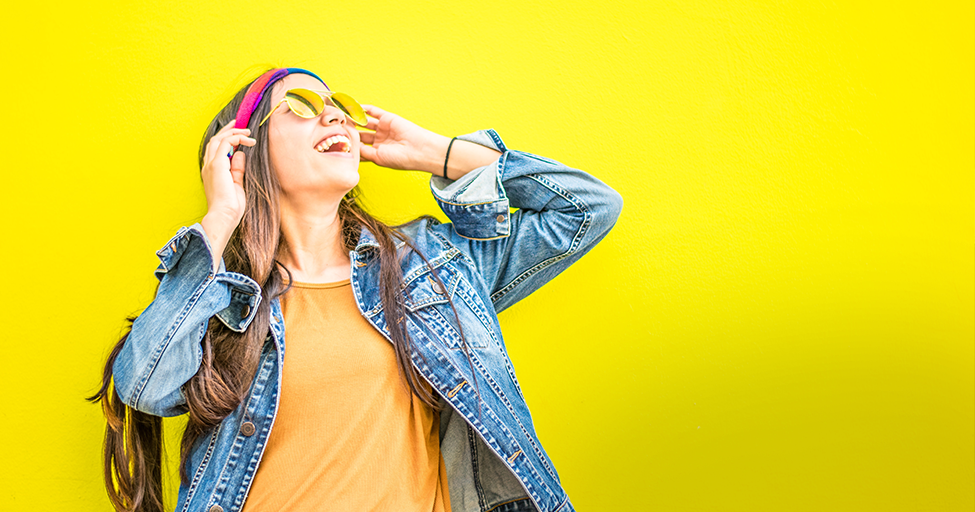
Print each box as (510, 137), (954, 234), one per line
(200, 122), (256, 267)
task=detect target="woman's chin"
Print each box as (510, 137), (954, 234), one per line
(315, 164), (359, 191)
(337, 168), (360, 190)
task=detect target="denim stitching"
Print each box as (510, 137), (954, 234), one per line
(401, 248), (460, 288)
(240, 346), (275, 420)
(381, 307), (477, 403)
(132, 274), (213, 412)
(208, 371), (266, 504)
(489, 173), (592, 305)
(468, 399), (547, 504)
(403, 270), (458, 312)
(552, 496), (571, 512)
(436, 197), (505, 207)
(232, 330), (283, 511)
(504, 355), (525, 402)
(413, 305), (471, 350)
(412, 300), (555, 489)
(484, 497), (534, 512)
(424, 224), (480, 267)
(453, 232), (510, 242)
(180, 423), (220, 512)
(485, 129), (507, 151)
(433, 382), (544, 509)
(467, 423), (487, 510)
(405, 293), (451, 311)
(469, 348), (559, 483)
(361, 249), (461, 316)
(451, 274), (502, 347)
(154, 227), (187, 274)
(464, 352), (556, 499)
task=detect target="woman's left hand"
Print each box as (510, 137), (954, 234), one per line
(357, 104), (447, 173)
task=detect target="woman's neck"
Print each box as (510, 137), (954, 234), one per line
(277, 197), (351, 284)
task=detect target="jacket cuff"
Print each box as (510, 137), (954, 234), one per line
(429, 129), (512, 240)
(154, 223), (262, 333)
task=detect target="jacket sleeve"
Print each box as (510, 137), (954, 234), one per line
(429, 129), (623, 314)
(111, 224), (262, 417)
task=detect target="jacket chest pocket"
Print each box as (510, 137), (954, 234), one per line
(403, 265), (494, 350)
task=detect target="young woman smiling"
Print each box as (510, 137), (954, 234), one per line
(90, 67), (622, 512)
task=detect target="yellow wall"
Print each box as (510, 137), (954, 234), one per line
(1, 1), (971, 510)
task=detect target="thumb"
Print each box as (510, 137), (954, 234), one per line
(230, 151), (246, 186)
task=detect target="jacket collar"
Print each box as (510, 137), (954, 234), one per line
(354, 223), (380, 254)
(353, 223), (406, 261)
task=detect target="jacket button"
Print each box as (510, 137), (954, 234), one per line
(240, 422), (256, 436)
(428, 275), (445, 295)
(208, 506), (223, 512)
(241, 304), (251, 317)
(496, 214), (505, 223)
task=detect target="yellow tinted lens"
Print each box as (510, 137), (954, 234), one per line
(329, 92), (368, 126)
(285, 89), (324, 118)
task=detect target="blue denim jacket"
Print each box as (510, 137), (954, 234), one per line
(112, 129), (623, 512)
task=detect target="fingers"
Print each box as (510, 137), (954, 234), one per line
(205, 131), (255, 167)
(207, 137), (251, 170)
(230, 151), (246, 185)
(359, 144), (377, 163)
(205, 127), (251, 160)
(358, 130), (375, 145)
(226, 133), (257, 151)
(208, 122), (243, 158)
(361, 104), (390, 121)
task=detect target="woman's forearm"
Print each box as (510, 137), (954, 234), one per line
(414, 134), (502, 180)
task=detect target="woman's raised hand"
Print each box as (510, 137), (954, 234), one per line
(357, 105), (449, 174)
(200, 122), (256, 264)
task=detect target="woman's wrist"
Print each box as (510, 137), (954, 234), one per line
(201, 213), (237, 268)
(412, 133), (452, 176)
(415, 134), (502, 180)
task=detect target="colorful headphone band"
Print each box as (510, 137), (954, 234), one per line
(234, 68), (327, 129)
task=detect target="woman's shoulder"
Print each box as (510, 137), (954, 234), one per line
(391, 215), (460, 261)
(393, 215), (443, 241)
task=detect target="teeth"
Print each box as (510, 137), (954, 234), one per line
(315, 134), (351, 153)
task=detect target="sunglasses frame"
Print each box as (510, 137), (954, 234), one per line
(258, 88), (367, 127)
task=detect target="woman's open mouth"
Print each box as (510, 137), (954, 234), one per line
(314, 134), (352, 154)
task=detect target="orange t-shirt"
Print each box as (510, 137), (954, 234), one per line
(241, 279), (451, 511)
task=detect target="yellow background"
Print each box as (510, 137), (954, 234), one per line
(1, 0), (972, 510)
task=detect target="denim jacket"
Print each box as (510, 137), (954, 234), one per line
(112, 129), (623, 512)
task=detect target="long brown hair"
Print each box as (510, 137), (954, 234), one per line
(87, 70), (479, 512)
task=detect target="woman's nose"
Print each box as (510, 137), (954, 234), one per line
(320, 106), (346, 125)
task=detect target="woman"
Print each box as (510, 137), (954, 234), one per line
(90, 67), (622, 512)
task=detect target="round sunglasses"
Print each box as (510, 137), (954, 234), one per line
(259, 88), (368, 127)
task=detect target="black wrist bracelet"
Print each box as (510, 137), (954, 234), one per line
(443, 137), (457, 179)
